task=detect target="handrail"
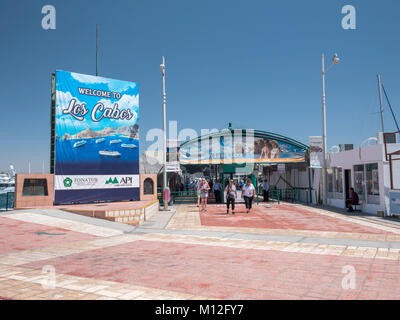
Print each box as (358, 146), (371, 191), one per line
(0, 192), (14, 211)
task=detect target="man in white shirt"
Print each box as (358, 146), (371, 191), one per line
(242, 178), (255, 213)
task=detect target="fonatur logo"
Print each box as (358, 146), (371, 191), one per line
(73, 177), (98, 186)
(63, 177), (73, 188)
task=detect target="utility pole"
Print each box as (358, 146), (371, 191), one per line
(160, 57), (168, 210)
(96, 24), (99, 76)
(377, 74), (385, 133)
(321, 54), (327, 206)
(321, 53), (340, 206)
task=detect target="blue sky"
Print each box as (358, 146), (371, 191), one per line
(1, 0), (400, 173)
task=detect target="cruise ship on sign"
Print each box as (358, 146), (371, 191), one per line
(73, 140), (87, 148)
(99, 150), (121, 157)
(121, 144), (137, 149)
(95, 138), (106, 143)
(110, 139), (122, 144)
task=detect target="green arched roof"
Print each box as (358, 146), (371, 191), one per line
(180, 128), (309, 152)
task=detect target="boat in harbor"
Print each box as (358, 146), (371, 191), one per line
(110, 139), (122, 144)
(73, 140), (87, 148)
(0, 165), (16, 195)
(99, 150), (121, 157)
(95, 138), (106, 143)
(121, 144), (137, 149)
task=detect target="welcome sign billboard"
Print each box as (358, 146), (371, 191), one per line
(54, 70), (139, 204)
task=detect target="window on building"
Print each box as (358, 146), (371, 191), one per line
(366, 163), (379, 196)
(143, 178), (154, 195)
(334, 168), (343, 193)
(353, 165), (364, 200)
(327, 168), (333, 194)
(22, 179), (48, 196)
(332, 167), (343, 199)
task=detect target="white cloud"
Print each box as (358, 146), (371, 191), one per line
(97, 93), (139, 110)
(97, 98), (113, 109)
(70, 72), (137, 92)
(70, 72), (106, 84)
(117, 93), (139, 109)
(56, 91), (76, 116)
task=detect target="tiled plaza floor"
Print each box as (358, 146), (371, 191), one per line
(0, 216), (98, 254)
(1, 203), (400, 300)
(199, 203), (396, 234)
(20, 239), (400, 299)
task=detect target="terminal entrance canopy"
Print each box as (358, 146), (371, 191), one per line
(179, 129), (309, 165)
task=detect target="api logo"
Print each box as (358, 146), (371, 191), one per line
(106, 177), (119, 185)
(106, 177), (133, 186)
(120, 177), (133, 184)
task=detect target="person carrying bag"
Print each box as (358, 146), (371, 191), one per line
(225, 180), (237, 215)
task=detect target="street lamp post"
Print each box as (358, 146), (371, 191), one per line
(160, 56), (168, 210)
(321, 53), (340, 206)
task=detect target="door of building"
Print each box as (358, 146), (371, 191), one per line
(344, 169), (351, 200)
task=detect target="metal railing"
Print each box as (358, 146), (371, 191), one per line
(157, 188), (198, 205)
(279, 188), (301, 203)
(157, 187), (308, 206)
(256, 187), (303, 205)
(0, 192), (14, 211)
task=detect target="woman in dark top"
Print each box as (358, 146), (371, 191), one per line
(346, 188), (359, 212)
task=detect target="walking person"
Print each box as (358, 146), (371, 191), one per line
(263, 179), (270, 202)
(212, 180), (222, 203)
(242, 178), (255, 213)
(200, 179), (210, 212)
(195, 179), (201, 207)
(225, 180), (237, 214)
(208, 179), (214, 201)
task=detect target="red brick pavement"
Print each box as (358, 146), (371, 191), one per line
(199, 204), (394, 235)
(0, 217), (97, 254)
(22, 240), (400, 300)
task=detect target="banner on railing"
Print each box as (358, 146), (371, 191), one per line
(309, 136), (323, 168)
(166, 139), (180, 172)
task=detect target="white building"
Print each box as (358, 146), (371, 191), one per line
(266, 133), (400, 216)
(324, 138), (400, 216)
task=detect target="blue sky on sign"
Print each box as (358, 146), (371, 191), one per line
(0, 0), (400, 172)
(55, 70), (139, 137)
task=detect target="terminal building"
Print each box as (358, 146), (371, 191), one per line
(145, 124), (400, 217)
(176, 124), (311, 203)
